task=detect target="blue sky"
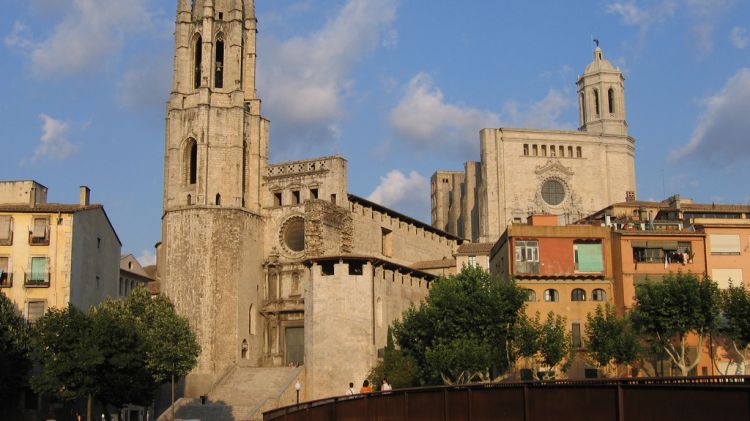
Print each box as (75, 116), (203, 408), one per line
(2, 0), (749, 264)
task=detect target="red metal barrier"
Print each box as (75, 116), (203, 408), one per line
(264, 376), (750, 421)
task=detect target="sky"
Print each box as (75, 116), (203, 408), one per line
(1, 0), (749, 265)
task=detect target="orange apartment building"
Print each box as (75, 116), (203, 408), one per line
(490, 214), (613, 378)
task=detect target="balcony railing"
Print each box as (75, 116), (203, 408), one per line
(28, 233), (50, 246)
(24, 272), (50, 287)
(0, 232), (12, 246)
(515, 261), (540, 274)
(0, 272), (11, 288)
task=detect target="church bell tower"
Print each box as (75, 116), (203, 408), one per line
(164, 0), (268, 213)
(159, 0), (268, 396)
(577, 45), (628, 136)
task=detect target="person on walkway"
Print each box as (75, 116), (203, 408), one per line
(360, 379), (373, 394)
(346, 382), (357, 395)
(381, 378), (392, 392)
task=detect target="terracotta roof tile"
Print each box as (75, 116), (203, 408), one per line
(456, 242), (494, 254)
(411, 258), (456, 270)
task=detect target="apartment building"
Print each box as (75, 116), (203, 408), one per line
(0, 181), (121, 321)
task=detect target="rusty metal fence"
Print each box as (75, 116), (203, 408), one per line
(263, 376), (750, 421)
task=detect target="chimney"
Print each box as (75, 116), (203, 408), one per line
(80, 186), (91, 206)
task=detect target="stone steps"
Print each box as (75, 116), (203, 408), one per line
(159, 366), (302, 421)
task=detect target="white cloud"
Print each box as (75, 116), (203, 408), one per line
(670, 68), (750, 163)
(137, 249), (156, 266)
(7, 0), (154, 78)
(368, 170), (430, 220)
(729, 27), (749, 49)
(29, 114), (78, 163)
(389, 73), (574, 159)
(4, 21), (33, 48)
(502, 89), (575, 130)
(606, 1), (677, 39)
(258, 0), (397, 158)
(607, 0), (735, 56)
(389, 73), (501, 157)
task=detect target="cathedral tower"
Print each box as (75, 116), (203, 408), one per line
(160, 0), (268, 395)
(577, 46), (628, 136)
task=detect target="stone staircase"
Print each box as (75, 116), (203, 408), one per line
(158, 366), (304, 421)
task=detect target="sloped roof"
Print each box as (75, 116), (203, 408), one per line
(456, 242), (494, 254)
(411, 258), (456, 270)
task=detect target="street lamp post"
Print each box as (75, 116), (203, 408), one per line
(295, 381), (301, 404)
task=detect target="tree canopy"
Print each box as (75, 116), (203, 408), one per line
(29, 285), (199, 416)
(29, 305), (103, 403)
(585, 304), (639, 376)
(0, 291), (32, 407)
(513, 311), (572, 380)
(392, 266), (527, 384)
(632, 272), (720, 376)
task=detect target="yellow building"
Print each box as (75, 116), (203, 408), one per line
(0, 181), (121, 321)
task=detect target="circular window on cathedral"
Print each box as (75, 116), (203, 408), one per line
(541, 179), (565, 206)
(282, 216), (305, 252)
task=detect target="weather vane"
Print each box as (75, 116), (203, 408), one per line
(593, 38), (600, 48)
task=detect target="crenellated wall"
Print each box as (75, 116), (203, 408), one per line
(304, 259), (430, 400)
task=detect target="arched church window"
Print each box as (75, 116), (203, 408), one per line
(249, 305), (256, 335)
(215, 193), (221, 205)
(214, 36), (224, 89)
(194, 34), (202, 89)
(593, 89), (600, 116)
(608, 88), (615, 114)
(541, 179), (565, 206)
(187, 140), (198, 185)
(187, 194), (192, 205)
(580, 93), (587, 124)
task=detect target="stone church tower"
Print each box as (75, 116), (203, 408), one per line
(432, 45), (636, 242)
(159, 0), (268, 395)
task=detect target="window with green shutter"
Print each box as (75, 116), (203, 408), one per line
(574, 242), (603, 272)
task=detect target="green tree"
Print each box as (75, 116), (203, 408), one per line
(585, 304), (639, 376)
(123, 286), (200, 411)
(368, 329), (419, 389)
(30, 305), (103, 420)
(89, 299), (157, 413)
(632, 273), (720, 376)
(513, 311), (572, 380)
(393, 266), (526, 385)
(0, 291), (31, 408)
(714, 283), (750, 374)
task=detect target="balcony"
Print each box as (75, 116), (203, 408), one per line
(515, 261), (540, 274)
(28, 233), (50, 246)
(0, 272), (11, 288)
(0, 232), (12, 246)
(24, 272), (50, 287)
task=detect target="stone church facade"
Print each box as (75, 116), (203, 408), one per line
(156, 0), (460, 403)
(432, 47), (637, 242)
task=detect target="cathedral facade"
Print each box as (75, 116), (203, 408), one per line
(157, 0), (460, 405)
(432, 47), (637, 242)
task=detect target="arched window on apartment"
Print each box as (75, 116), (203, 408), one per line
(525, 289), (536, 302)
(571, 288), (586, 301)
(544, 289), (559, 302)
(592, 289), (607, 301)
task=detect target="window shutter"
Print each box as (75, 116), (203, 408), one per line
(27, 301), (46, 322)
(572, 322), (582, 348)
(32, 218), (46, 238)
(574, 243), (604, 272)
(710, 235), (741, 254)
(31, 257), (47, 280)
(0, 216), (10, 240)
